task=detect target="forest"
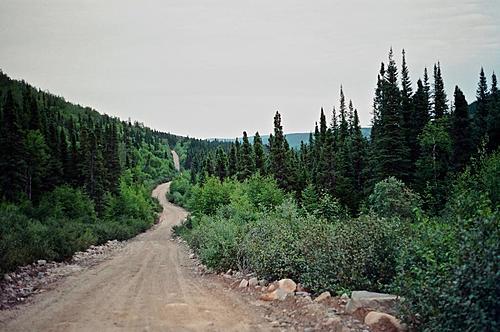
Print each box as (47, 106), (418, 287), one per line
(170, 50), (499, 331)
(0, 70), (193, 273)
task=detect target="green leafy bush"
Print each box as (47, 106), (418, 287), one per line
(367, 176), (422, 221)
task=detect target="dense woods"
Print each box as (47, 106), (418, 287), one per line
(170, 50), (499, 331)
(0, 71), (184, 273)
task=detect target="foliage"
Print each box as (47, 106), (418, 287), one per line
(367, 176), (422, 221)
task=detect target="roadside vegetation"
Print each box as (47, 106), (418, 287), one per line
(171, 50), (500, 331)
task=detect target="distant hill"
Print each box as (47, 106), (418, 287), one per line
(212, 127), (372, 149)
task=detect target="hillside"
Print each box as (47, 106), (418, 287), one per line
(212, 127), (372, 149)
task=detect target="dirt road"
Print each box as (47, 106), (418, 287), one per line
(171, 150), (180, 171)
(0, 183), (269, 332)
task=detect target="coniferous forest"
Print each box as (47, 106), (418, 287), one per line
(1, 47), (499, 331)
(170, 50), (500, 331)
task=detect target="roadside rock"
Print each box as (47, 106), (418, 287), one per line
(345, 291), (399, 315)
(259, 288), (289, 301)
(239, 279), (249, 288)
(248, 277), (259, 287)
(365, 311), (405, 332)
(314, 291), (331, 303)
(37, 260), (47, 266)
(278, 278), (297, 293)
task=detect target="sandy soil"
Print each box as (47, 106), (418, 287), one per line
(0, 183), (270, 332)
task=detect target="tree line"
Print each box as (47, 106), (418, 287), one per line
(192, 49), (499, 214)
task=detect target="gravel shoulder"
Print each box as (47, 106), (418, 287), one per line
(0, 182), (271, 332)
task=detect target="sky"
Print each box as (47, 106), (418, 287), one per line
(1, 0), (499, 138)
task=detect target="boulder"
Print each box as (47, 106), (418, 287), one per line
(277, 278), (297, 293)
(239, 279), (249, 288)
(248, 277), (259, 287)
(345, 291), (399, 315)
(37, 260), (47, 266)
(259, 288), (289, 301)
(365, 311), (405, 332)
(314, 291), (331, 303)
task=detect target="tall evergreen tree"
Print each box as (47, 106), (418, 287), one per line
(214, 147), (228, 181)
(253, 132), (265, 174)
(227, 142), (238, 177)
(269, 111), (289, 190)
(409, 78), (431, 180)
(473, 67), (490, 148)
(372, 49), (409, 182)
(432, 62), (448, 119)
(238, 131), (255, 180)
(450, 86), (473, 172)
(487, 72), (500, 151)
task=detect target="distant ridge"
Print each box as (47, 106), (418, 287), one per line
(211, 128), (371, 149)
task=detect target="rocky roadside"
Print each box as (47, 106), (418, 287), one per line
(181, 237), (406, 332)
(0, 239), (125, 310)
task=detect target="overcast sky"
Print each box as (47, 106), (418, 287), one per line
(1, 0), (499, 138)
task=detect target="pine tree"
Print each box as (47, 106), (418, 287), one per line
(473, 67), (490, 148)
(372, 49), (409, 182)
(238, 131), (255, 180)
(450, 86), (472, 172)
(400, 49), (414, 182)
(104, 123), (121, 193)
(432, 62), (448, 119)
(214, 147), (228, 181)
(409, 78), (431, 180)
(269, 111), (289, 190)
(347, 109), (367, 211)
(487, 72), (500, 151)
(253, 132), (265, 174)
(227, 142), (238, 177)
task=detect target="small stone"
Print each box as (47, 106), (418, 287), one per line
(4, 274), (12, 282)
(258, 279), (268, 286)
(295, 291), (311, 297)
(340, 293), (350, 300)
(267, 284), (277, 292)
(314, 291), (331, 303)
(37, 272), (44, 278)
(189, 253), (195, 259)
(248, 277), (259, 287)
(37, 260), (47, 266)
(323, 316), (342, 327)
(259, 288), (289, 301)
(239, 279), (249, 288)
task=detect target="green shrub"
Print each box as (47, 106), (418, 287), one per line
(367, 177), (422, 221)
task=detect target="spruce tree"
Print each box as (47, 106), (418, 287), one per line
(372, 49), (409, 182)
(238, 131), (255, 180)
(214, 147), (228, 181)
(487, 72), (499, 151)
(253, 132), (265, 174)
(269, 111), (289, 190)
(227, 142), (238, 177)
(451, 86), (472, 172)
(409, 79), (431, 179)
(473, 67), (490, 148)
(432, 62), (448, 119)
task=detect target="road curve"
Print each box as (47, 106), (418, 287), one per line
(0, 183), (269, 332)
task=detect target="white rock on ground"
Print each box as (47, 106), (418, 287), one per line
(277, 278), (297, 293)
(314, 291), (331, 303)
(239, 279), (249, 288)
(345, 290), (399, 314)
(248, 277), (258, 287)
